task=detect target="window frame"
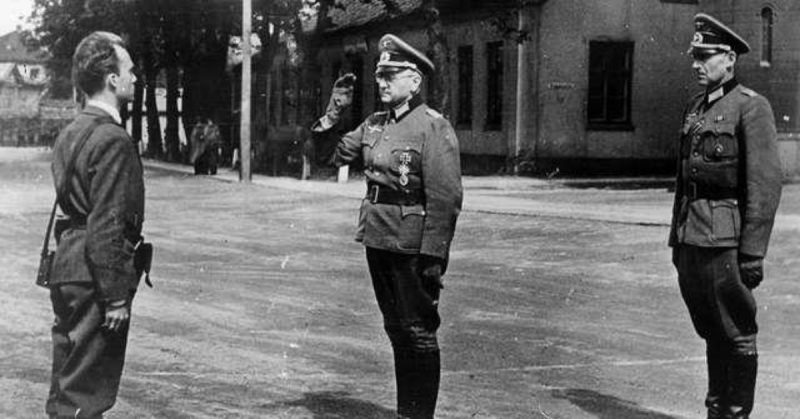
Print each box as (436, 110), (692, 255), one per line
(760, 6), (774, 67)
(485, 40), (504, 131)
(587, 40), (635, 131)
(456, 44), (474, 129)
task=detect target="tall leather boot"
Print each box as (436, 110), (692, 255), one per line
(705, 344), (729, 419)
(405, 350), (440, 419)
(395, 350), (440, 419)
(394, 349), (413, 419)
(724, 354), (757, 419)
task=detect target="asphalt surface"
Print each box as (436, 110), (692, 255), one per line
(2, 148), (799, 418)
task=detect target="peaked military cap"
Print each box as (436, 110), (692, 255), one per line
(690, 13), (751, 55)
(376, 34), (435, 74)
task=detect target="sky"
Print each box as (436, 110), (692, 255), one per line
(0, 0), (36, 36)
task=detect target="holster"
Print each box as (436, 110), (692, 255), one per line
(134, 242), (154, 287)
(35, 251), (55, 288)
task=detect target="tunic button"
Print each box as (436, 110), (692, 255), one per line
(691, 168), (698, 174)
(693, 151), (699, 157)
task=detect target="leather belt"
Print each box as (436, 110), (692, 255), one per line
(684, 181), (738, 201)
(366, 184), (422, 206)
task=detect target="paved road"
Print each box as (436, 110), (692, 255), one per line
(2, 149), (799, 418)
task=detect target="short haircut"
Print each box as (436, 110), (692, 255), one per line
(71, 31), (127, 97)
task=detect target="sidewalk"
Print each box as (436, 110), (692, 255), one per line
(144, 159), (800, 230)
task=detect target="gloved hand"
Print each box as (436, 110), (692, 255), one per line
(324, 73), (357, 125)
(419, 255), (445, 294)
(739, 254), (764, 290)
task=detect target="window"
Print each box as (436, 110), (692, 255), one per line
(761, 7), (773, 66)
(588, 41), (633, 128)
(485, 41), (503, 130)
(457, 45), (473, 127)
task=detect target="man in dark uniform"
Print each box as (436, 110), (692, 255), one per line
(189, 117), (222, 175)
(669, 14), (782, 419)
(48, 31), (145, 418)
(312, 34), (462, 419)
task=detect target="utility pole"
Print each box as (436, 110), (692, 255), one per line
(514, 2), (529, 175)
(240, 0), (252, 182)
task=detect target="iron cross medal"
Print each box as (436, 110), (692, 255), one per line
(398, 152), (411, 186)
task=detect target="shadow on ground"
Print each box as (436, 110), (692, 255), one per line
(552, 388), (679, 419)
(261, 391), (396, 419)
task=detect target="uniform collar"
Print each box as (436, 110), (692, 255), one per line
(391, 94), (423, 122)
(86, 99), (122, 125)
(705, 78), (739, 108)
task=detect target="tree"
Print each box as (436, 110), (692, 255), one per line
(27, 0), (133, 99)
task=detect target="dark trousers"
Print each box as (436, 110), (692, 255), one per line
(366, 247), (441, 419)
(46, 284), (130, 419)
(676, 245), (758, 417)
(193, 148), (218, 175)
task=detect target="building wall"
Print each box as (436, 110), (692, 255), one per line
(444, 20), (510, 157)
(311, 1), (703, 174)
(535, 0), (698, 164)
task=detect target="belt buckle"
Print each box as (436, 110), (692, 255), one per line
(370, 185), (379, 204)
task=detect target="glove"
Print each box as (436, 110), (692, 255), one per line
(739, 254), (764, 290)
(324, 73), (357, 125)
(419, 255), (445, 293)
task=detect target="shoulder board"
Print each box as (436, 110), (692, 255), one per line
(425, 108), (442, 119)
(691, 91), (705, 101)
(740, 87), (757, 97)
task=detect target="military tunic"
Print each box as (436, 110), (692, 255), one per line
(331, 95), (462, 260)
(669, 80), (781, 353)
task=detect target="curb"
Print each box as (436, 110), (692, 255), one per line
(142, 159), (674, 226)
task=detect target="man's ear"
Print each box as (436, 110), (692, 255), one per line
(726, 51), (738, 70)
(107, 72), (119, 91)
(411, 71), (423, 88)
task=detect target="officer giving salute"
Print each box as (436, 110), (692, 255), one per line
(669, 14), (781, 419)
(312, 34), (462, 419)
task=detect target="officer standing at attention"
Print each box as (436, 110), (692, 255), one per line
(669, 14), (781, 419)
(312, 34), (462, 419)
(48, 31), (145, 418)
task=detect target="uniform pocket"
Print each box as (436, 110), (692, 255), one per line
(702, 124), (738, 162)
(396, 204), (425, 251)
(710, 199), (741, 241)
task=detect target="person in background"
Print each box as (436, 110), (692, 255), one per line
(190, 117), (221, 175)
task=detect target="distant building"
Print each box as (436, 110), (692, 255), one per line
(285, 0), (799, 177)
(0, 28), (65, 146)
